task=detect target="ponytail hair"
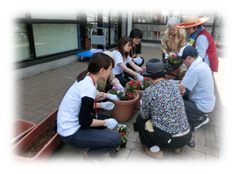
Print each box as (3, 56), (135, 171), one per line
(77, 52), (114, 82)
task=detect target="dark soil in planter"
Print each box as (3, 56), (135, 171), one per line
(19, 121), (57, 158)
(120, 140), (127, 148)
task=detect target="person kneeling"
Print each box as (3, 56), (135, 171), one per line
(135, 59), (192, 158)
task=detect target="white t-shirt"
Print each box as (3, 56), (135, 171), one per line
(112, 50), (132, 75)
(57, 76), (96, 137)
(181, 57), (215, 113)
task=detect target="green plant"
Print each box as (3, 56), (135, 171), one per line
(117, 124), (130, 134)
(109, 86), (135, 101)
(167, 69), (187, 80)
(168, 53), (181, 64)
(126, 78), (150, 90)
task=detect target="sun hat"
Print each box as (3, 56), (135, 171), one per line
(174, 45), (198, 60)
(141, 59), (166, 76)
(103, 51), (116, 64)
(177, 15), (209, 29)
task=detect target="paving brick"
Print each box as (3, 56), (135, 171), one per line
(214, 126), (224, 138)
(194, 132), (205, 145)
(180, 164), (193, 170)
(126, 150), (143, 162)
(207, 154), (218, 169)
(127, 129), (139, 142)
(108, 156), (126, 170)
(153, 159), (179, 170)
(168, 153), (193, 166)
(140, 152), (155, 163)
(182, 148), (206, 161)
(206, 141), (222, 150)
(193, 159), (207, 170)
(205, 129), (216, 142)
(194, 144), (218, 156)
(118, 148), (131, 158)
(126, 140), (143, 151)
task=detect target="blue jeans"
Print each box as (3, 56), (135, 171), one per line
(60, 114), (121, 157)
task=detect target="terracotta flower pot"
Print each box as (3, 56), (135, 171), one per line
(165, 74), (175, 80)
(109, 90), (139, 122)
(11, 108), (62, 160)
(134, 90), (144, 110)
(11, 119), (36, 144)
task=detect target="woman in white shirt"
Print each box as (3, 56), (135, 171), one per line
(112, 36), (144, 87)
(57, 53), (121, 162)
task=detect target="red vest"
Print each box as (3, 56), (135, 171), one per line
(193, 29), (219, 72)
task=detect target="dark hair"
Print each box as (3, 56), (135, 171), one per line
(181, 54), (198, 60)
(77, 52), (114, 82)
(192, 25), (202, 30)
(115, 36), (132, 60)
(129, 29), (143, 39)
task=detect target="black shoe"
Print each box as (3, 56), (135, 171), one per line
(83, 155), (109, 170)
(194, 116), (209, 129)
(187, 140), (196, 148)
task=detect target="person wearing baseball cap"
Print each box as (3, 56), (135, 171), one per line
(175, 45), (215, 131)
(177, 15), (218, 73)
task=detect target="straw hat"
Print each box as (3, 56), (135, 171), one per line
(177, 15), (209, 29)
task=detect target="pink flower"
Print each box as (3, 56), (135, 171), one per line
(117, 86), (121, 90)
(112, 86), (116, 89)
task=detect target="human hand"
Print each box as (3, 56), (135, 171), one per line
(101, 101), (115, 110)
(107, 93), (119, 100)
(165, 53), (168, 59)
(105, 118), (118, 129)
(116, 84), (125, 96)
(137, 74), (144, 81)
(134, 57), (143, 65)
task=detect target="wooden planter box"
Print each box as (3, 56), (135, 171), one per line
(11, 109), (62, 161)
(11, 119), (36, 144)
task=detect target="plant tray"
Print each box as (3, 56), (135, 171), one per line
(11, 119), (36, 144)
(11, 108), (62, 161)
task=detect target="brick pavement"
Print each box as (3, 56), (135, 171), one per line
(14, 46), (226, 164)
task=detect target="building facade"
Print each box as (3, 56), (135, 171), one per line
(14, 10), (224, 79)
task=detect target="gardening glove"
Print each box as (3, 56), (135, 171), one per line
(105, 118), (118, 129)
(116, 84), (125, 96)
(107, 93), (119, 100)
(137, 74), (144, 81)
(101, 101), (115, 110)
(165, 53), (169, 59)
(134, 57), (143, 65)
(168, 79), (180, 84)
(140, 99), (142, 105)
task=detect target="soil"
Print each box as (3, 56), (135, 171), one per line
(19, 121), (56, 158)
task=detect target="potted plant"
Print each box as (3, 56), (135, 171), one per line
(108, 86), (139, 122)
(126, 77), (150, 110)
(11, 108), (62, 160)
(165, 53), (182, 72)
(165, 69), (187, 81)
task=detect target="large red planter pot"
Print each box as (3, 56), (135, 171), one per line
(11, 119), (36, 144)
(11, 108), (62, 161)
(109, 90), (139, 122)
(134, 90), (143, 110)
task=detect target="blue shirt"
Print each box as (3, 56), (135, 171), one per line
(195, 34), (210, 67)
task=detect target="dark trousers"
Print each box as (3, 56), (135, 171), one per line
(60, 114), (121, 157)
(183, 90), (208, 128)
(136, 115), (192, 149)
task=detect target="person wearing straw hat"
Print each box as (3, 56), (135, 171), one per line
(177, 15), (218, 73)
(135, 59), (192, 158)
(174, 46), (215, 131)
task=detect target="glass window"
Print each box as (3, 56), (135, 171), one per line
(13, 24), (31, 61)
(102, 9), (109, 47)
(215, 4), (232, 26)
(6, 4), (26, 18)
(110, 11), (118, 45)
(133, 10), (170, 24)
(133, 24), (167, 41)
(86, 11), (98, 40)
(213, 27), (225, 45)
(30, 4), (79, 20)
(122, 13), (127, 37)
(32, 24), (80, 57)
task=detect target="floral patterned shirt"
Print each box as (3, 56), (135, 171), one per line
(161, 28), (186, 54)
(140, 80), (189, 134)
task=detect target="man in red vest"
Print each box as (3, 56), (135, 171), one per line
(177, 15), (219, 73)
